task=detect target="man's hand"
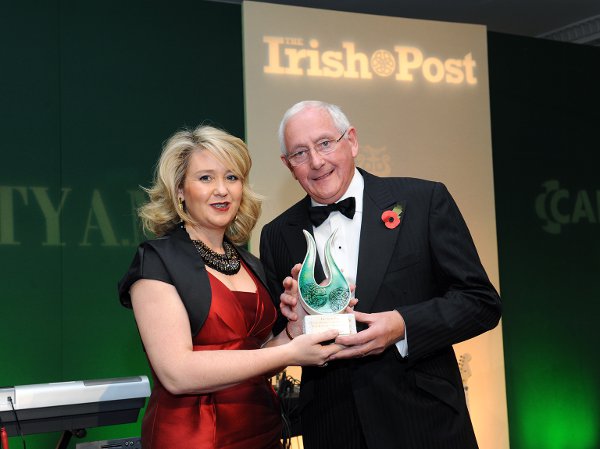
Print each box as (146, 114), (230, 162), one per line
(280, 264), (307, 338)
(329, 310), (406, 360)
(280, 263), (303, 322)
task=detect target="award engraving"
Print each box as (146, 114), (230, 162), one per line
(298, 230), (357, 335)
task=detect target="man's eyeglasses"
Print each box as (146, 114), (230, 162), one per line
(286, 129), (348, 167)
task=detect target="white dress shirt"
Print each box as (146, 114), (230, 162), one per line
(311, 168), (408, 356)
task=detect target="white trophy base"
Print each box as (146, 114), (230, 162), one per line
(303, 313), (357, 335)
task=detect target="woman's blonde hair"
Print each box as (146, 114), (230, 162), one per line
(139, 125), (262, 244)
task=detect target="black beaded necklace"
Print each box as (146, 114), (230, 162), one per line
(191, 238), (241, 275)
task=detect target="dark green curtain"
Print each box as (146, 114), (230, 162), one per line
(489, 32), (600, 449)
(0, 1), (244, 447)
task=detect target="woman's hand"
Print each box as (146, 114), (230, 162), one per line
(287, 329), (342, 366)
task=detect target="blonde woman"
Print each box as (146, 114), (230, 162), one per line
(118, 125), (340, 449)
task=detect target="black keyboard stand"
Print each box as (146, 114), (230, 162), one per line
(55, 428), (86, 449)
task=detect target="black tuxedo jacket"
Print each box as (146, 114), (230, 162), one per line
(259, 169), (501, 449)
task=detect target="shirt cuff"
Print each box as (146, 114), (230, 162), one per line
(395, 329), (408, 358)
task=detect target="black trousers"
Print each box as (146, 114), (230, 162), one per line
(300, 362), (369, 449)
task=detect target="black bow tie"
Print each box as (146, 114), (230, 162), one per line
(308, 197), (356, 227)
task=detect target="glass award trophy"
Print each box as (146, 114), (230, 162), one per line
(298, 230), (357, 335)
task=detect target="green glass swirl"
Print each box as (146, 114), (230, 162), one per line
(298, 229), (351, 314)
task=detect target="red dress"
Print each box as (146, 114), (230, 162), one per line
(141, 266), (282, 449)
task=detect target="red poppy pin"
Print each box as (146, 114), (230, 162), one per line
(381, 203), (404, 229)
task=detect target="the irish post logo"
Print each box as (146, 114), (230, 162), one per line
(263, 36), (478, 85)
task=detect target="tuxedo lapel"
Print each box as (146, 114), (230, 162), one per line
(355, 171), (405, 312)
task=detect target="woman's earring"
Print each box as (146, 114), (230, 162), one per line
(178, 198), (184, 211)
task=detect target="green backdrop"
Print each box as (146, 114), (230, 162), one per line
(0, 1), (244, 447)
(489, 33), (600, 449)
(1, 2), (599, 448)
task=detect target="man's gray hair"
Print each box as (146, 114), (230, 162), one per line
(278, 101), (351, 155)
